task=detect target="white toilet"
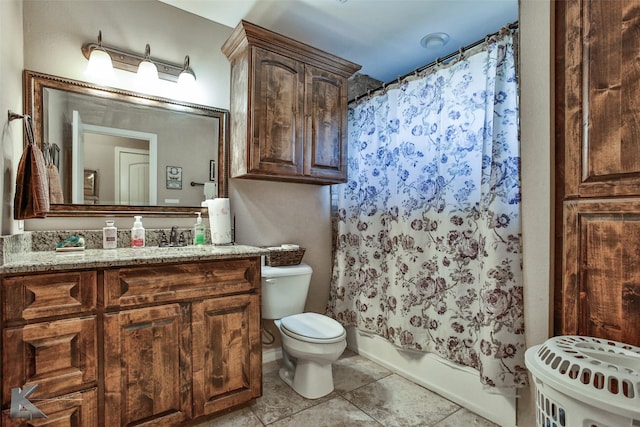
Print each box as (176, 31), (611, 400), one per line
(261, 262), (346, 399)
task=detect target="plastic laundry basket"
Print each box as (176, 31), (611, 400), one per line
(524, 336), (640, 427)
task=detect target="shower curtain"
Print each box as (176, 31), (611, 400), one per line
(328, 29), (527, 388)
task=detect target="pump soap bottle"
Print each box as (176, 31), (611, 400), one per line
(193, 212), (205, 245)
(103, 220), (117, 249)
(131, 215), (145, 248)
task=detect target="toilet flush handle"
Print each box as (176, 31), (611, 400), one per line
(264, 278), (276, 283)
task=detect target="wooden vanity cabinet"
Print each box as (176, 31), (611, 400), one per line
(222, 20), (361, 185)
(1, 271), (99, 426)
(103, 259), (262, 426)
(1, 257), (262, 427)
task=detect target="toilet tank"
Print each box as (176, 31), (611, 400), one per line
(261, 263), (313, 320)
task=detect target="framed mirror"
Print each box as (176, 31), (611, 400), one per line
(24, 70), (229, 217)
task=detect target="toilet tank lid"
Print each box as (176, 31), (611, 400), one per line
(261, 262), (312, 278)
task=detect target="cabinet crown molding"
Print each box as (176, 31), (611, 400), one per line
(221, 20), (361, 77)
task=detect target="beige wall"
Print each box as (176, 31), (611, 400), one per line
(3, 1), (552, 425)
(1, 0), (25, 235)
(519, 0), (553, 425)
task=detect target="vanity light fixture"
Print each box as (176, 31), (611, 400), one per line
(81, 31), (197, 84)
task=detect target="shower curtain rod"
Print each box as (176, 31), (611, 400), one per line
(350, 20), (519, 103)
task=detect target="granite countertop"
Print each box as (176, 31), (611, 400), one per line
(0, 244), (269, 275)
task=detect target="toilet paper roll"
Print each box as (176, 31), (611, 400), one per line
(203, 182), (216, 200)
(205, 198), (232, 244)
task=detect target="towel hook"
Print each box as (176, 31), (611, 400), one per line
(8, 110), (25, 122)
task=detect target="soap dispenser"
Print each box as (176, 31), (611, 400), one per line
(193, 212), (205, 245)
(103, 220), (117, 249)
(131, 215), (145, 248)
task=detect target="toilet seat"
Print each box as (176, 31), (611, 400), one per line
(280, 313), (346, 344)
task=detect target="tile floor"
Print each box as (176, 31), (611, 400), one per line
(196, 349), (499, 427)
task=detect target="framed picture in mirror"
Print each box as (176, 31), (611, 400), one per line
(166, 166), (183, 190)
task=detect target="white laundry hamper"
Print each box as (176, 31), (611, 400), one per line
(524, 336), (640, 427)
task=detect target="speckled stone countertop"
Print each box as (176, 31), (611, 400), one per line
(0, 239), (269, 275)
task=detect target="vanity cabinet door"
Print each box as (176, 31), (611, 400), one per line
(103, 303), (192, 427)
(192, 293), (261, 417)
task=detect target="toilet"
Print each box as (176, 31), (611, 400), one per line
(261, 262), (346, 399)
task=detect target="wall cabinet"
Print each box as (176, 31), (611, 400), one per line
(222, 20), (361, 185)
(555, 0), (640, 346)
(1, 257), (261, 426)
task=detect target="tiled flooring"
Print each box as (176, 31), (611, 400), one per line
(196, 350), (499, 427)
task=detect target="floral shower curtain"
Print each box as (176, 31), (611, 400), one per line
(328, 29), (527, 388)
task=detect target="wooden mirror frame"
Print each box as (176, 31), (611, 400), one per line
(23, 70), (229, 217)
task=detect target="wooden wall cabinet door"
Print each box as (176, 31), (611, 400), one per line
(104, 304), (192, 427)
(304, 65), (348, 182)
(192, 294), (261, 417)
(555, 0), (640, 346)
(563, 200), (640, 345)
(222, 20), (360, 185)
(250, 47), (305, 178)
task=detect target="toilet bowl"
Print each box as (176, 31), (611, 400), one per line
(262, 263), (347, 399)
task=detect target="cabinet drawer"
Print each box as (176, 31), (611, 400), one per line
(104, 258), (260, 308)
(2, 388), (98, 427)
(2, 271), (97, 323)
(2, 316), (97, 407)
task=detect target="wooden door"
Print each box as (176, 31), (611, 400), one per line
(191, 294), (261, 417)
(251, 47), (305, 177)
(103, 304), (192, 426)
(304, 65), (348, 183)
(555, 0), (640, 346)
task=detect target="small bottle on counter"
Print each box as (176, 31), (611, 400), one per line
(131, 215), (145, 248)
(103, 220), (118, 249)
(193, 212), (205, 245)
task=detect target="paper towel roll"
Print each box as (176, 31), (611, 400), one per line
(203, 182), (216, 199)
(205, 198), (232, 244)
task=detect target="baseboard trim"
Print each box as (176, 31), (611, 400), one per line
(262, 346), (282, 364)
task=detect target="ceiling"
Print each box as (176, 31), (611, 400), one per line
(158, 0), (518, 83)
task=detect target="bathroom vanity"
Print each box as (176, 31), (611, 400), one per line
(0, 245), (266, 426)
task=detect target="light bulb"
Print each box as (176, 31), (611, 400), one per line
(178, 70), (196, 86)
(85, 48), (115, 83)
(137, 59), (159, 82)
